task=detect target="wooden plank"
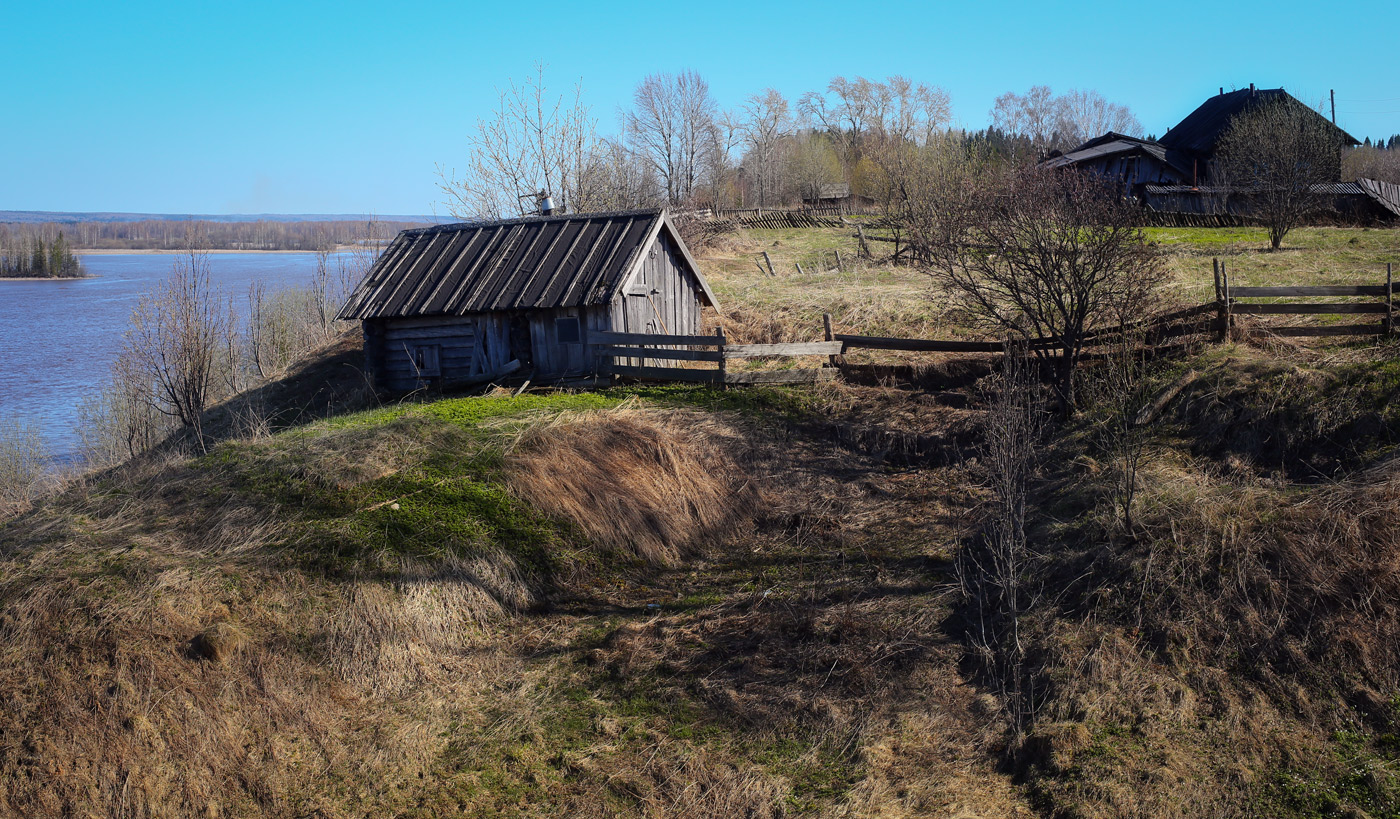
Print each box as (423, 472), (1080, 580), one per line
(383, 326), (476, 341)
(835, 334), (1018, 352)
(605, 364), (722, 383)
(1229, 285), (1388, 297)
(595, 346), (722, 362)
(1231, 303), (1388, 314)
(1265, 324), (1386, 337)
(723, 341), (845, 358)
(591, 330), (724, 346)
(723, 368), (838, 385)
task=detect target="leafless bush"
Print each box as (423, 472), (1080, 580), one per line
(1216, 97), (1349, 249)
(957, 348), (1045, 742)
(247, 281), (327, 378)
(116, 243), (234, 451)
(76, 362), (170, 468)
(0, 417), (50, 510)
(924, 164), (1166, 409)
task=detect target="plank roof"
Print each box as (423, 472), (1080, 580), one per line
(338, 208), (718, 320)
(1160, 88), (1359, 155)
(1042, 132), (1192, 177)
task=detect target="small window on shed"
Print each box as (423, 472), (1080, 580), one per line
(555, 316), (582, 345)
(410, 345), (441, 377)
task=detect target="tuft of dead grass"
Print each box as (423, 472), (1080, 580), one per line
(503, 407), (760, 566)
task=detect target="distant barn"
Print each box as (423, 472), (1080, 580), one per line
(338, 208), (719, 393)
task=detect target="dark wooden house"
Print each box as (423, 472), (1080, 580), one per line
(337, 208), (719, 393)
(1157, 85), (1358, 185)
(1042, 132), (1192, 188)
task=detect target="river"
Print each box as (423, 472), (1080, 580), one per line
(0, 252), (356, 464)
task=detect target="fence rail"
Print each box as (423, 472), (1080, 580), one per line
(1216, 259), (1395, 339)
(593, 330), (838, 386)
(591, 262), (1395, 389)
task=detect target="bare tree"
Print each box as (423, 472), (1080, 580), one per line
(991, 86), (1141, 152)
(1216, 98), (1346, 250)
(990, 85), (1059, 150)
(740, 89), (791, 207)
(784, 131), (844, 203)
(118, 240), (230, 450)
(439, 64), (612, 219)
(799, 76), (880, 174)
(626, 70), (722, 206)
(926, 164), (1166, 409)
(799, 75), (952, 180)
(1053, 89), (1142, 147)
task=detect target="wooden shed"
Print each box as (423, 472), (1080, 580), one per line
(337, 208), (720, 393)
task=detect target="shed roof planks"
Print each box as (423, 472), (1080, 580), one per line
(338, 208), (718, 320)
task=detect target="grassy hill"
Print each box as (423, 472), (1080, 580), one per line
(2, 225), (1399, 817)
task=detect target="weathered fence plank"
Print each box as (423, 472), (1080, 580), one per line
(1231, 303), (1389, 314)
(1230, 285), (1390, 297)
(723, 341), (845, 358)
(591, 331), (723, 346)
(1264, 324), (1387, 337)
(595, 346), (723, 362)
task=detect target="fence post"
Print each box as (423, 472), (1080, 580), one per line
(1388, 263), (1394, 338)
(1213, 258), (1226, 342)
(1223, 261), (1231, 340)
(761, 251), (775, 276)
(716, 325), (727, 389)
(823, 312), (844, 369)
(834, 249), (844, 272)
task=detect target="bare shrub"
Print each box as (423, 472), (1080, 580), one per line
(117, 243), (234, 451)
(957, 349), (1045, 742)
(503, 407), (758, 565)
(246, 281), (327, 378)
(924, 164), (1167, 409)
(0, 417), (50, 510)
(75, 365), (169, 468)
(1216, 97), (1350, 249)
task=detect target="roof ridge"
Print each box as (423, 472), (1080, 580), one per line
(404, 207), (666, 236)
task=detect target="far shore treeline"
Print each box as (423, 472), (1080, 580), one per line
(0, 231), (84, 278)
(0, 218), (432, 254)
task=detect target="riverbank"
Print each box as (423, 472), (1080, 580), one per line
(0, 274), (95, 281)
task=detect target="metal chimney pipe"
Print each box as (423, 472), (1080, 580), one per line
(537, 191), (556, 216)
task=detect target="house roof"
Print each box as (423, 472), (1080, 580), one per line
(1358, 178), (1400, 218)
(1042, 132), (1192, 177)
(1159, 88), (1359, 155)
(804, 183), (852, 200)
(338, 208), (718, 320)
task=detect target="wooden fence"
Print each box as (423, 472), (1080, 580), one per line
(1215, 259), (1396, 339)
(591, 262), (1395, 389)
(593, 330), (841, 386)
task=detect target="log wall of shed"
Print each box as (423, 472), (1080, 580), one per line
(369, 314), (511, 393)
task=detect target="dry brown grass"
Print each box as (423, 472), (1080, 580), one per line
(503, 407), (760, 566)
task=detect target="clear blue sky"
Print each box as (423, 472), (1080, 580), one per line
(4, 0), (1397, 216)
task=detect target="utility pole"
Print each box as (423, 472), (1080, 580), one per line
(1331, 89), (1336, 124)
